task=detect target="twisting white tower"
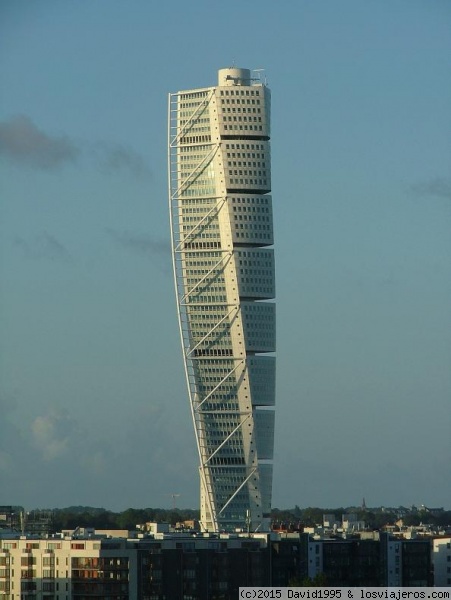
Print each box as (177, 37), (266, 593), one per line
(168, 68), (275, 532)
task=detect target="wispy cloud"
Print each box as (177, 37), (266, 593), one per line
(410, 177), (451, 200)
(31, 413), (72, 461)
(93, 142), (151, 179)
(14, 232), (73, 263)
(0, 115), (79, 169)
(0, 391), (198, 508)
(106, 228), (169, 258)
(0, 114), (150, 178)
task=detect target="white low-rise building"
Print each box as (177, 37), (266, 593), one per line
(0, 535), (137, 598)
(432, 537), (451, 587)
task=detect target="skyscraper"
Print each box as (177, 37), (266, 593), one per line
(168, 68), (275, 532)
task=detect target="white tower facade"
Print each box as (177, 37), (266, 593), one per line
(168, 68), (275, 532)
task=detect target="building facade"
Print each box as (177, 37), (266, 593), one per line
(0, 530), (441, 599)
(0, 536), (137, 600)
(168, 67), (275, 532)
(432, 537), (451, 587)
(0, 533), (303, 600)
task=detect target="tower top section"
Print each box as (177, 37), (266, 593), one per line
(218, 67), (251, 87)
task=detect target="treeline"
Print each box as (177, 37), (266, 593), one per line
(52, 507), (200, 532)
(271, 506), (451, 529)
(49, 505), (451, 533)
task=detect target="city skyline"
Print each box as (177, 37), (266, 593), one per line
(0, 1), (450, 511)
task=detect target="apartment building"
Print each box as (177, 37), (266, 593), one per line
(433, 537), (451, 587)
(0, 529), (443, 598)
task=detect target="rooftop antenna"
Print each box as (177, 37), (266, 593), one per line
(245, 509), (251, 536)
(170, 493), (181, 510)
(20, 511), (26, 536)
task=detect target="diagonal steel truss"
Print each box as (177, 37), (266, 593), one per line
(168, 91), (256, 531)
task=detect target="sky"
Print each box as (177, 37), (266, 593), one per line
(1, 0), (450, 513)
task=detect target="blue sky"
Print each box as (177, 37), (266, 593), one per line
(1, 0), (450, 512)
